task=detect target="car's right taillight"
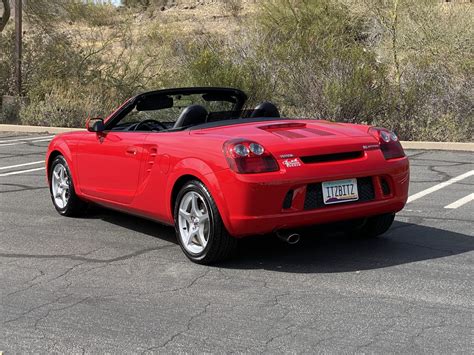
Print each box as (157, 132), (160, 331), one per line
(223, 139), (279, 174)
(368, 127), (405, 160)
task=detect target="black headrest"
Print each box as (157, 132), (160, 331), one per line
(250, 102), (280, 118)
(173, 105), (208, 129)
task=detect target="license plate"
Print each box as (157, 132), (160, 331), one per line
(322, 178), (359, 205)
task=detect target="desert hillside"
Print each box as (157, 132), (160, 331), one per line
(0, 0), (472, 141)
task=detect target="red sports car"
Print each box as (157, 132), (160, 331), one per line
(46, 87), (409, 264)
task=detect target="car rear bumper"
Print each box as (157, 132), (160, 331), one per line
(215, 151), (409, 237)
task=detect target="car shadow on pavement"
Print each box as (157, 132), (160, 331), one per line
(85, 205), (178, 245)
(87, 207), (473, 273)
(221, 221), (474, 273)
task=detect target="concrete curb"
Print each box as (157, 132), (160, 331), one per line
(1, 124), (473, 151)
(0, 124), (84, 134)
(400, 141), (474, 152)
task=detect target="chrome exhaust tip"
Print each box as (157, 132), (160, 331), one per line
(276, 230), (301, 245)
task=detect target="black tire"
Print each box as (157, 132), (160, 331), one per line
(49, 155), (87, 217)
(174, 180), (237, 264)
(352, 213), (395, 238)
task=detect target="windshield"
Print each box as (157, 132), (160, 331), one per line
(106, 87), (248, 132)
(122, 93), (238, 124)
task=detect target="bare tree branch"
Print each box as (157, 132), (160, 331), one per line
(0, 0), (11, 32)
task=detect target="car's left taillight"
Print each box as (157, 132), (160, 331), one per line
(368, 127), (405, 159)
(223, 139), (279, 174)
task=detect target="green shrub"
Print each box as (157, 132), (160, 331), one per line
(19, 86), (111, 128)
(0, 28), (14, 97)
(348, 0), (474, 141)
(25, 0), (120, 27)
(69, 2), (120, 27)
(180, 40), (274, 106)
(3, 11), (162, 126)
(179, 0), (391, 124)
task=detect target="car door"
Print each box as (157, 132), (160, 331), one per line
(75, 130), (149, 204)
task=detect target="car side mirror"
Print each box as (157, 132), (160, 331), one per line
(86, 117), (105, 132)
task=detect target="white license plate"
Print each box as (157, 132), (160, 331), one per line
(322, 178), (359, 205)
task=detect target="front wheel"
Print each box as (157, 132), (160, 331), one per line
(49, 155), (87, 216)
(174, 180), (237, 264)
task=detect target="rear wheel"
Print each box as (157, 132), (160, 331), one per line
(49, 155), (87, 216)
(174, 180), (237, 264)
(352, 213), (395, 238)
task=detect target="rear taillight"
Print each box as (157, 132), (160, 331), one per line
(223, 139), (279, 174)
(368, 127), (405, 159)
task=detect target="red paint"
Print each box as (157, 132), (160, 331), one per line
(46, 118), (409, 237)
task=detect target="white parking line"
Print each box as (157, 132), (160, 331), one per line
(444, 193), (474, 209)
(407, 170), (474, 203)
(0, 135), (55, 144)
(0, 138), (53, 147)
(0, 160), (44, 171)
(0, 141), (31, 147)
(31, 138), (54, 143)
(0, 167), (45, 177)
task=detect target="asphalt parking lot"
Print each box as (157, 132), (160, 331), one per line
(0, 132), (472, 354)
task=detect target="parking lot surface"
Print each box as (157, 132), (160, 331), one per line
(0, 132), (473, 353)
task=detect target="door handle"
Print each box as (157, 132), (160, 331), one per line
(126, 147), (138, 156)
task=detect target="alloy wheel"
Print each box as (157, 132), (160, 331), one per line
(178, 191), (210, 254)
(51, 163), (70, 209)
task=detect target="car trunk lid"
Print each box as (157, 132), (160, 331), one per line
(193, 119), (378, 162)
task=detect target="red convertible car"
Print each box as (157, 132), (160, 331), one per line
(46, 87), (409, 264)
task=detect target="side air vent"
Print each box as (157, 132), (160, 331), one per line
(300, 151), (363, 164)
(282, 190), (294, 209)
(380, 177), (391, 195)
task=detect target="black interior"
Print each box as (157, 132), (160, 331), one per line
(104, 88), (282, 132)
(250, 102), (281, 118)
(173, 105), (209, 129)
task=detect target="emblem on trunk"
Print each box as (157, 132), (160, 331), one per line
(282, 158), (302, 168)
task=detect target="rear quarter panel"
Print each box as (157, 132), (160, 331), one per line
(128, 132), (231, 226)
